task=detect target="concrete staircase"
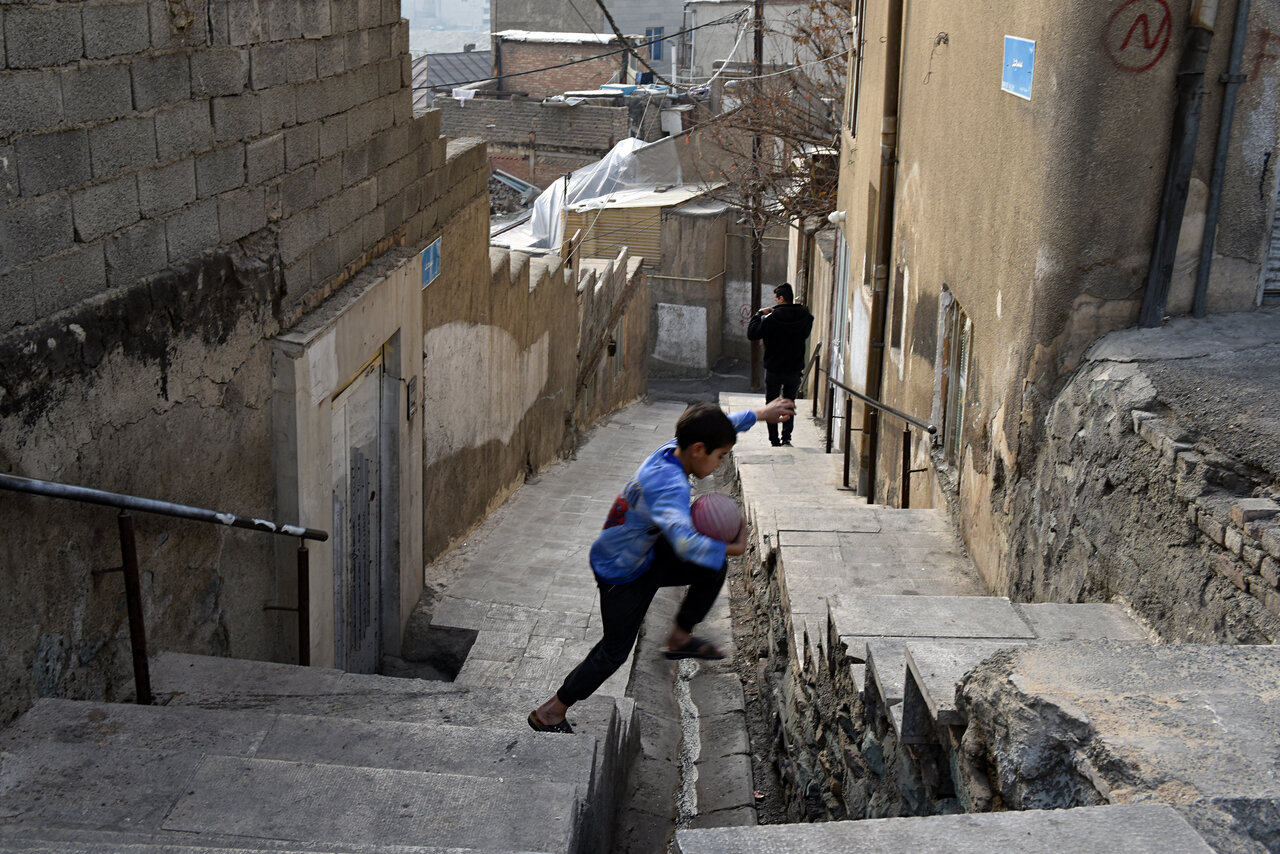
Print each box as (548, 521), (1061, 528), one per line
(681, 393), (1243, 851)
(0, 652), (636, 854)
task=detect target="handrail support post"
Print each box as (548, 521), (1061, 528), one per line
(901, 426), (912, 509)
(842, 396), (853, 489)
(825, 385), (835, 453)
(297, 541), (311, 667)
(117, 511), (152, 705)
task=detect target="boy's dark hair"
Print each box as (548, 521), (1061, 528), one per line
(774, 282), (794, 303)
(675, 402), (737, 451)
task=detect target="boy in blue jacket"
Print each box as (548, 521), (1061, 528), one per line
(529, 397), (796, 733)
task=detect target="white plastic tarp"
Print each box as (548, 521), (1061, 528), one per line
(492, 136), (683, 253)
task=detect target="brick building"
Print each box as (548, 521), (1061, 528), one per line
(493, 30), (637, 98)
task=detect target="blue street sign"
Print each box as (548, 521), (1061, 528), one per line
(421, 238), (441, 289)
(1002, 36), (1035, 101)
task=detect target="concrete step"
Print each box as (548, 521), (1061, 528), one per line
(1011, 602), (1150, 641)
(150, 652), (632, 750)
(673, 804), (1215, 853)
(0, 698), (597, 793)
(0, 741), (580, 853)
(832, 594), (1037, 662)
(0, 824), (520, 853)
(858, 601), (1150, 740)
(148, 652), (636, 853)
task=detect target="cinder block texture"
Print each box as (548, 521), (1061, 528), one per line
(138, 158), (198, 217)
(83, 2), (151, 58)
(4, 4), (85, 68)
(190, 48), (250, 97)
(105, 217), (167, 284)
(213, 94), (262, 143)
(1, 196), (73, 274)
(155, 101), (214, 159)
(132, 52), (192, 111)
(0, 72), (63, 138)
(88, 116), (157, 178)
(61, 64), (134, 124)
(250, 42), (289, 90)
(22, 242), (109, 317)
(15, 129), (91, 196)
(195, 144), (246, 197)
(245, 133), (285, 185)
(217, 186), (267, 243)
(72, 174), (141, 242)
(165, 198), (220, 262)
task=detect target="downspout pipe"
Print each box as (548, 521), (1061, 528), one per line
(1138, 0), (1219, 328)
(1193, 0), (1252, 317)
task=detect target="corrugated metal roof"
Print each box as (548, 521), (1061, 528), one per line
(411, 50), (493, 111)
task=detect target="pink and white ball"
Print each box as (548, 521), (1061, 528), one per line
(691, 493), (744, 542)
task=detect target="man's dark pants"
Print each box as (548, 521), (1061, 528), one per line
(555, 537), (725, 706)
(765, 370), (802, 444)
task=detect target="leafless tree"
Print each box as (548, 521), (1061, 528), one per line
(687, 0), (851, 228)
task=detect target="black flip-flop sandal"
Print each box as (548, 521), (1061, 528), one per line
(528, 711), (574, 733)
(663, 635), (725, 661)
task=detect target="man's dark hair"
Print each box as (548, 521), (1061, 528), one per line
(774, 282), (794, 303)
(675, 402), (737, 451)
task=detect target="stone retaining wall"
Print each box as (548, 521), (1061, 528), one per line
(1002, 360), (1280, 645)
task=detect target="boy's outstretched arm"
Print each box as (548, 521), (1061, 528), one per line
(755, 397), (796, 424)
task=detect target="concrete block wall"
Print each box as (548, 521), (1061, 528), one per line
(0, 0), (454, 329)
(438, 98), (630, 155)
(0, 0), (495, 726)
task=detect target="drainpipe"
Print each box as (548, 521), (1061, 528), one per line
(859, 0), (904, 499)
(1138, 0), (1219, 327)
(1193, 0), (1251, 317)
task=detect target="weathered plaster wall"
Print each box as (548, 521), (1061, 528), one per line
(649, 202), (729, 376)
(827, 0), (1280, 593)
(722, 222), (789, 362)
(0, 0), (647, 725)
(0, 249), (282, 721)
(419, 217), (648, 566)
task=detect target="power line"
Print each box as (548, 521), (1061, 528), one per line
(431, 11), (748, 91)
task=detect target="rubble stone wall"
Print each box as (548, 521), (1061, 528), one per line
(1000, 359), (1280, 645)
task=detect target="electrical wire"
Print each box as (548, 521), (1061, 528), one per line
(431, 10), (748, 91)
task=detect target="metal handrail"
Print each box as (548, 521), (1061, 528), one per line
(0, 472), (327, 704)
(806, 354), (937, 508)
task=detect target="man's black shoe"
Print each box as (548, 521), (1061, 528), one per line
(781, 439), (792, 446)
(770, 440), (782, 447)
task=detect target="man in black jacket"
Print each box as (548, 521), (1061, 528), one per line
(747, 282), (814, 446)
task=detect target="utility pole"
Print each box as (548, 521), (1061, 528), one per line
(749, 0), (764, 390)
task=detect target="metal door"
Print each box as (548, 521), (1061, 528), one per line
(330, 355), (383, 673)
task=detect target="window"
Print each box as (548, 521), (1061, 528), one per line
(846, 0), (866, 135)
(646, 27), (664, 62)
(938, 290), (971, 468)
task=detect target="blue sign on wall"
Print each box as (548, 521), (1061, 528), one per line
(421, 238), (441, 289)
(1002, 36), (1036, 101)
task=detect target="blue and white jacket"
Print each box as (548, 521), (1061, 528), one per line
(589, 410), (757, 584)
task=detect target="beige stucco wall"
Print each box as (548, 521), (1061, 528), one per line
(649, 203), (731, 376)
(271, 250), (425, 668)
(827, 0), (1280, 592)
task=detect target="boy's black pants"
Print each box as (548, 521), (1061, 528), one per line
(555, 536), (726, 707)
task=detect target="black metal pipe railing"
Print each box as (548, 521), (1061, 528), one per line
(810, 368), (936, 507)
(0, 472), (327, 704)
